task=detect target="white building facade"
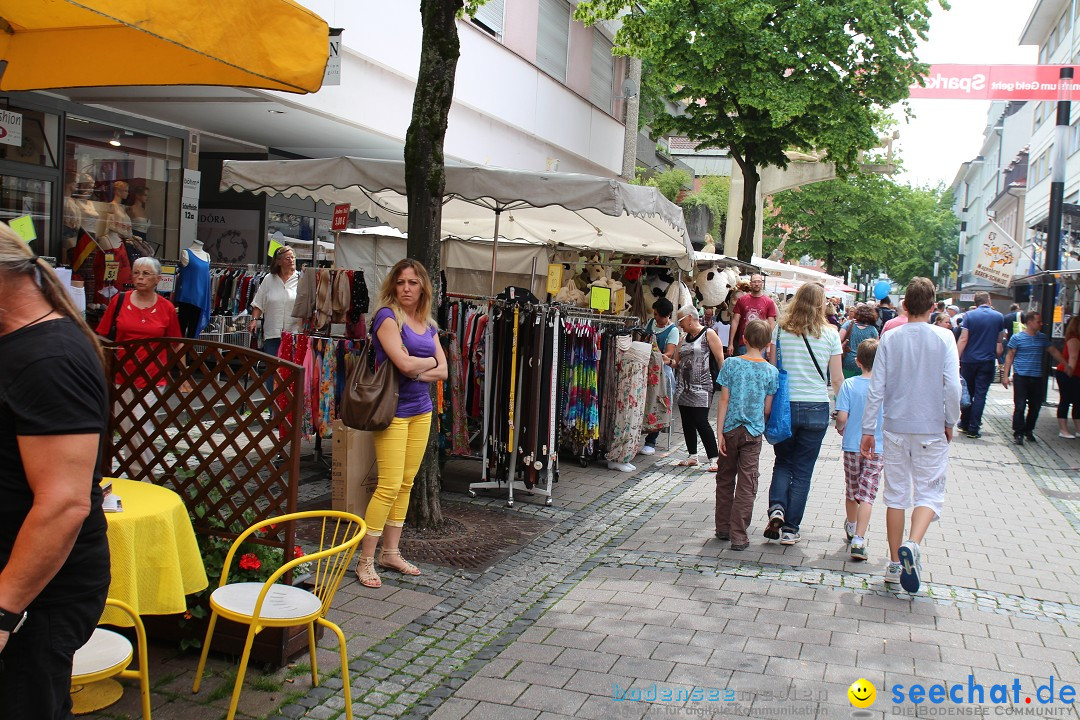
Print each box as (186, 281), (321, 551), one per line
(0, 0), (630, 263)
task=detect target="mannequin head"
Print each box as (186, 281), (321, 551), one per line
(113, 180), (129, 203)
(132, 186), (148, 206)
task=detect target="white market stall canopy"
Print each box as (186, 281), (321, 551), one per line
(219, 156), (694, 270)
(334, 227), (551, 299)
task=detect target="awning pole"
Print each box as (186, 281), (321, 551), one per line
(490, 208), (502, 297)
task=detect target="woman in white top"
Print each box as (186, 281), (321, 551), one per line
(249, 247), (299, 361)
(765, 282), (843, 545)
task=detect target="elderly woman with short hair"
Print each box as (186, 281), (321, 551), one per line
(96, 256), (183, 479)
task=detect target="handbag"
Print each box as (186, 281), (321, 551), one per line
(960, 375), (972, 410)
(106, 292), (126, 341)
(764, 334), (793, 445)
(340, 337), (399, 431)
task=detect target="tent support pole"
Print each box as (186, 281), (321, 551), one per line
(490, 208), (502, 297)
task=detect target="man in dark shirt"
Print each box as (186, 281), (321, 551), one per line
(956, 292), (1005, 439)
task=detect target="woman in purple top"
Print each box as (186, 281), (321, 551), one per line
(355, 259), (447, 588)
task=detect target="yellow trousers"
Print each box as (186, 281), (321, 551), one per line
(365, 412), (432, 536)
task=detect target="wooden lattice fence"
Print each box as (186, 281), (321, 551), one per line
(101, 338), (304, 553)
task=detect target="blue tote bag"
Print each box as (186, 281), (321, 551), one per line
(764, 335), (792, 445)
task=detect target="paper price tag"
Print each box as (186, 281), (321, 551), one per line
(546, 264), (564, 295)
(614, 287), (625, 312)
(158, 264), (177, 292)
(103, 260), (120, 281)
(590, 285), (611, 312)
(9, 215), (35, 242)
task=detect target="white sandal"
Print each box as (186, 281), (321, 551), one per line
(355, 556), (382, 588)
(378, 548), (421, 576)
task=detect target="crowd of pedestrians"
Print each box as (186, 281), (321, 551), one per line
(706, 276), (1078, 595)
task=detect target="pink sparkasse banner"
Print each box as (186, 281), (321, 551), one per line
(909, 64), (1080, 100)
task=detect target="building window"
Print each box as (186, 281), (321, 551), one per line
(1040, 43), (1049, 64)
(472, 0), (504, 39)
(0, 175), (52, 255)
(590, 32), (615, 114)
(536, 0), (571, 82)
(63, 115), (182, 287)
(1058, 11), (1071, 46)
(0, 104), (59, 168)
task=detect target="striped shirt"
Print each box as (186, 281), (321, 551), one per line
(1007, 331), (1049, 378)
(773, 326), (842, 402)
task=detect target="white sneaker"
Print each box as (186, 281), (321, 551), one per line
(639, 445), (656, 455)
(884, 562), (902, 584)
(897, 541), (922, 593)
(844, 521), (857, 542)
(607, 461), (637, 473)
(1060, 431), (1077, 439)
(850, 536), (868, 561)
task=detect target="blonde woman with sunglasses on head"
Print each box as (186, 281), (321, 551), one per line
(355, 260), (447, 588)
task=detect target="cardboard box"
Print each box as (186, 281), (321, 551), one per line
(331, 420), (380, 518)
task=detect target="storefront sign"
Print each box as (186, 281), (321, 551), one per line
(332, 203), (351, 231)
(972, 221), (1021, 287)
(0, 110), (23, 147)
(324, 29), (343, 86)
(198, 208), (260, 265)
(180, 169), (201, 248)
(909, 64), (1080, 101)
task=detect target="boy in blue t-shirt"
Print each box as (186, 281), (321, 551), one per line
(835, 338), (884, 561)
(714, 320), (779, 550)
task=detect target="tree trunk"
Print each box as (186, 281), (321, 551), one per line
(732, 151), (760, 263)
(404, 0), (463, 530)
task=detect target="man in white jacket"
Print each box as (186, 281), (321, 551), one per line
(861, 277), (962, 593)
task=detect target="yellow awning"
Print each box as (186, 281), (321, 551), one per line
(0, 0), (329, 93)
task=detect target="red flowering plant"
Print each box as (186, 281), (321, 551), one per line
(177, 473), (311, 650)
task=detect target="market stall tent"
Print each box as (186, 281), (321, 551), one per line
(219, 157), (695, 284)
(333, 227), (550, 299)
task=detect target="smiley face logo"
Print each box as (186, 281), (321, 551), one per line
(848, 678), (876, 708)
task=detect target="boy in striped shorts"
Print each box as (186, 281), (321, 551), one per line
(834, 338), (883, 561)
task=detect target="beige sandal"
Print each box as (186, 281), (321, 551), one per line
(355, 556), (381, 588)
(378, 548), (421, 576)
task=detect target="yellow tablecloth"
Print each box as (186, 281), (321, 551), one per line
(101, 479), (208, 626)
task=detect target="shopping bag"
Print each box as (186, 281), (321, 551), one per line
(960, 375), (972, 410)
(764, 337), (792, 445)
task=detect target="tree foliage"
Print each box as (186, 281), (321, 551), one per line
(633, 167), (691, 201)
(575, 0), (943, 262)
(682, 176), (730, 242)
(763, 175), (958, 287)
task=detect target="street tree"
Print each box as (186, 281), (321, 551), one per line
(763, 176), (958, 286)
(575, 0), (942, 263)
(405, 0), (484, 529)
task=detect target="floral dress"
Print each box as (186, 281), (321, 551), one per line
(641, 340), (672, 433)
(605, 337), (652, 464)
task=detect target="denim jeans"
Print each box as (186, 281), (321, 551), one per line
(768, 401), (830, 533)
(959, 360), (996, 432)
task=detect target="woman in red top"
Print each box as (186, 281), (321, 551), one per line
(1053, 315), (1080, 438)
(96, 257), (183, 479)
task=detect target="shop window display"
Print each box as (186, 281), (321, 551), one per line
(63, 117), (181, 311)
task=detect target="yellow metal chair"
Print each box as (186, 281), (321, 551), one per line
(191, 510), (366, 720)
(70, 598), (152, 719)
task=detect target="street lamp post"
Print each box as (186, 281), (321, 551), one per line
(1040, 66), (1071, 375)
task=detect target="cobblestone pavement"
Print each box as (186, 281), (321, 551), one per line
(91, 385), (1080, 720)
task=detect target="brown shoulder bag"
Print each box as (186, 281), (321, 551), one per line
(340, 338), (399, 431)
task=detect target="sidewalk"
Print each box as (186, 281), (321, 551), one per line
(90, 384), (1080, 720)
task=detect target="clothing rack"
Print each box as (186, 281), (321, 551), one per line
(469, 303), (560, 507)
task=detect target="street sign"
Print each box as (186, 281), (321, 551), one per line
(0, 110), (23, 147)
(909, 64), (1080, 101)
(332, 203), (351, 231)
